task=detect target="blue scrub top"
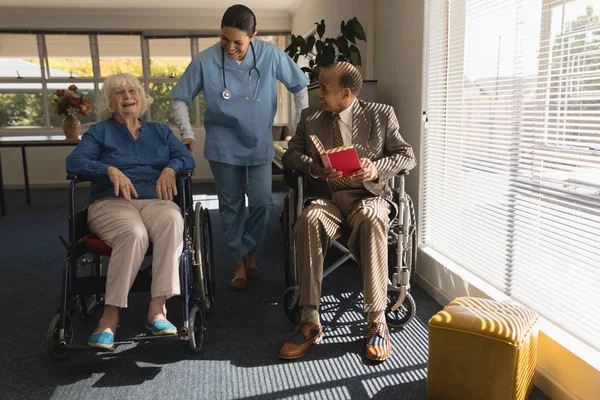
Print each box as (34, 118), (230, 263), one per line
(171, 39), (309, 166)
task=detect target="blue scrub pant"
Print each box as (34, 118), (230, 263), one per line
(209, 160), (274, 261)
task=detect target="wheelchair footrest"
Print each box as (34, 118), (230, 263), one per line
(130, 333), (181, 342)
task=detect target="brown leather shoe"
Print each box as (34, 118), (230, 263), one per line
(246, 264), (259, 280)
(244, 254), (259, 280)
(230, 276), (247, 291)
(279, 321), (323, 360)
(230, 260), (247, 291)
(365, 321), (392, 361)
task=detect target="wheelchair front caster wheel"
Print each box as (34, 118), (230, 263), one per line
(188, 306), (205, 353)
(46, 313), (73, 360)
(385, 288), (416, 328)
(282, 286), (301, 325)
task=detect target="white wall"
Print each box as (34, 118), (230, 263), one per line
(291, 0), (374, 80)
(373, 0), (424, 207)
(0, 7), (290, 33)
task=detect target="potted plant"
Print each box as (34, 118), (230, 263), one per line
(285, 17), (366, 83)
(285, 17), (376, 105)
(49, 84), (93, 139)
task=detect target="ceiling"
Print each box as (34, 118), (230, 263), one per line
(0, 0), (305, 13)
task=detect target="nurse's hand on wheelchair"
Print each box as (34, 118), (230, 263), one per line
(156, 167), (178, 201)
(108, 166), (139, 201)
(182, 138), (195, 151)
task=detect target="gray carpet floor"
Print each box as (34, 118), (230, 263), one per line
(0, 182), (550, 399)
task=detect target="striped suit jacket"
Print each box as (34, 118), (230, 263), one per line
(282, 99), (417, 204)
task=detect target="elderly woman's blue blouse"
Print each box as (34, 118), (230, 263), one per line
(66, 119), (195, 204)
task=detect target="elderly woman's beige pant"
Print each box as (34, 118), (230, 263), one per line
(87, 198), (183, 308)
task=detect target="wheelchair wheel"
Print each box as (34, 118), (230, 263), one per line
(282, 286), (301, 325)
(407, 196), (417, 282)
(188, 305), (204, 353)
(283, 194), (297, 289)
(385, 288), (416, 328)
(194, 203), (215, 313)
(46, 313), (73, 360)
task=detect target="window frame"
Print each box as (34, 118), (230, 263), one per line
(0, 30), (293, 135)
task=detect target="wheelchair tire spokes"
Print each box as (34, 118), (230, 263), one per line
(201, 208), (215, 308)
(385, 288), (416, 328)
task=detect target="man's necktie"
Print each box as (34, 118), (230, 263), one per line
(330, 113), (353, 191)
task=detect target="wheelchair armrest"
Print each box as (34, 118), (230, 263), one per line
(177, 170), (194, 178)
(66, 174), (92, 183)
(283, 168), (304, 188)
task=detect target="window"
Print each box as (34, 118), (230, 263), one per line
(98, 35), (143, 77)
(0, 34), (44, 127)
(0, 32), (291, 132)
(423, 0), (600, 351)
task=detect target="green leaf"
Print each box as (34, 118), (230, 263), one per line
(335, 38), (348, 55)
(302, 35), (316, 54)
(342, 19), (356, 44)
(294, 54), (300, 63)
(348, 44), (361, 66)
(340, 21), (345, 33)
(284, 43), (297, 57)
(316, 20), (325, 38)
(315, 40), (323, 53)
(352, 17), (367, 41)
(323, 44), (336, 66)
(296, 36), (306, 54)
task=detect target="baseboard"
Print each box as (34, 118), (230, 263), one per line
(414, 271), (452, 306)
(534, 366), (581, 400)
(415, 246), (599, 400)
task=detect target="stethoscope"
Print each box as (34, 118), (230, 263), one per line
(221, 41), (261, 102)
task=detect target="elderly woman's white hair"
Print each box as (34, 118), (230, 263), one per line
(97, 73), (153, 120)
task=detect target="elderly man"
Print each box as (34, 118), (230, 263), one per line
(279, 62), (417, 361)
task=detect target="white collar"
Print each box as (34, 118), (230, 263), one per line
(336, 98), (357, 126)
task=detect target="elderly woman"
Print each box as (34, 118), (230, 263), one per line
(66, 73), (195, 350)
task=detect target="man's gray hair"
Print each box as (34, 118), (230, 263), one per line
(325, 62), (362, 95)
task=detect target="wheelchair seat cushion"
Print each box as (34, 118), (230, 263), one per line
(82, 234), (153, 256)
(82, 234), (113, 256)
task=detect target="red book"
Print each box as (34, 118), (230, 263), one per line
(310, 135), (362, 178)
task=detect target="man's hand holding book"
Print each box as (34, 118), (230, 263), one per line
(309, 135), (378, 183)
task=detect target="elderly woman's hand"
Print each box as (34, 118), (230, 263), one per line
(156, 167), (178, 201)
(108, 166), (139, 201)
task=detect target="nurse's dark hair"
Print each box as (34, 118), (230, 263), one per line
(221, 4), (257, 37)
(324, 62), (363, 95)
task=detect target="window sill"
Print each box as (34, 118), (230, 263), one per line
(416, 246), (600, 400)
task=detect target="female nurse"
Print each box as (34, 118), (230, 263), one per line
(171, 4), (309, 291)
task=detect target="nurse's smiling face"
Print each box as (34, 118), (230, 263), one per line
(220, 26), (256, 61)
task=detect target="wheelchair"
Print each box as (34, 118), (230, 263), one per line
(281, 170), (417, 328)
(46, 171), (215, 359)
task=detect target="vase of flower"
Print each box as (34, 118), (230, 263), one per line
(50, 84), (92, 139)
(62, 115), (81, 139)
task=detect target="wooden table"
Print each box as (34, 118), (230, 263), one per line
(0, 135), (80, 216)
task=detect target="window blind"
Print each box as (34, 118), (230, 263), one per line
(423, 0), (600, 350)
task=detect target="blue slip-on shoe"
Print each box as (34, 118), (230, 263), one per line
(87, 332), (114, 350)
(145, 319), (178, 336)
